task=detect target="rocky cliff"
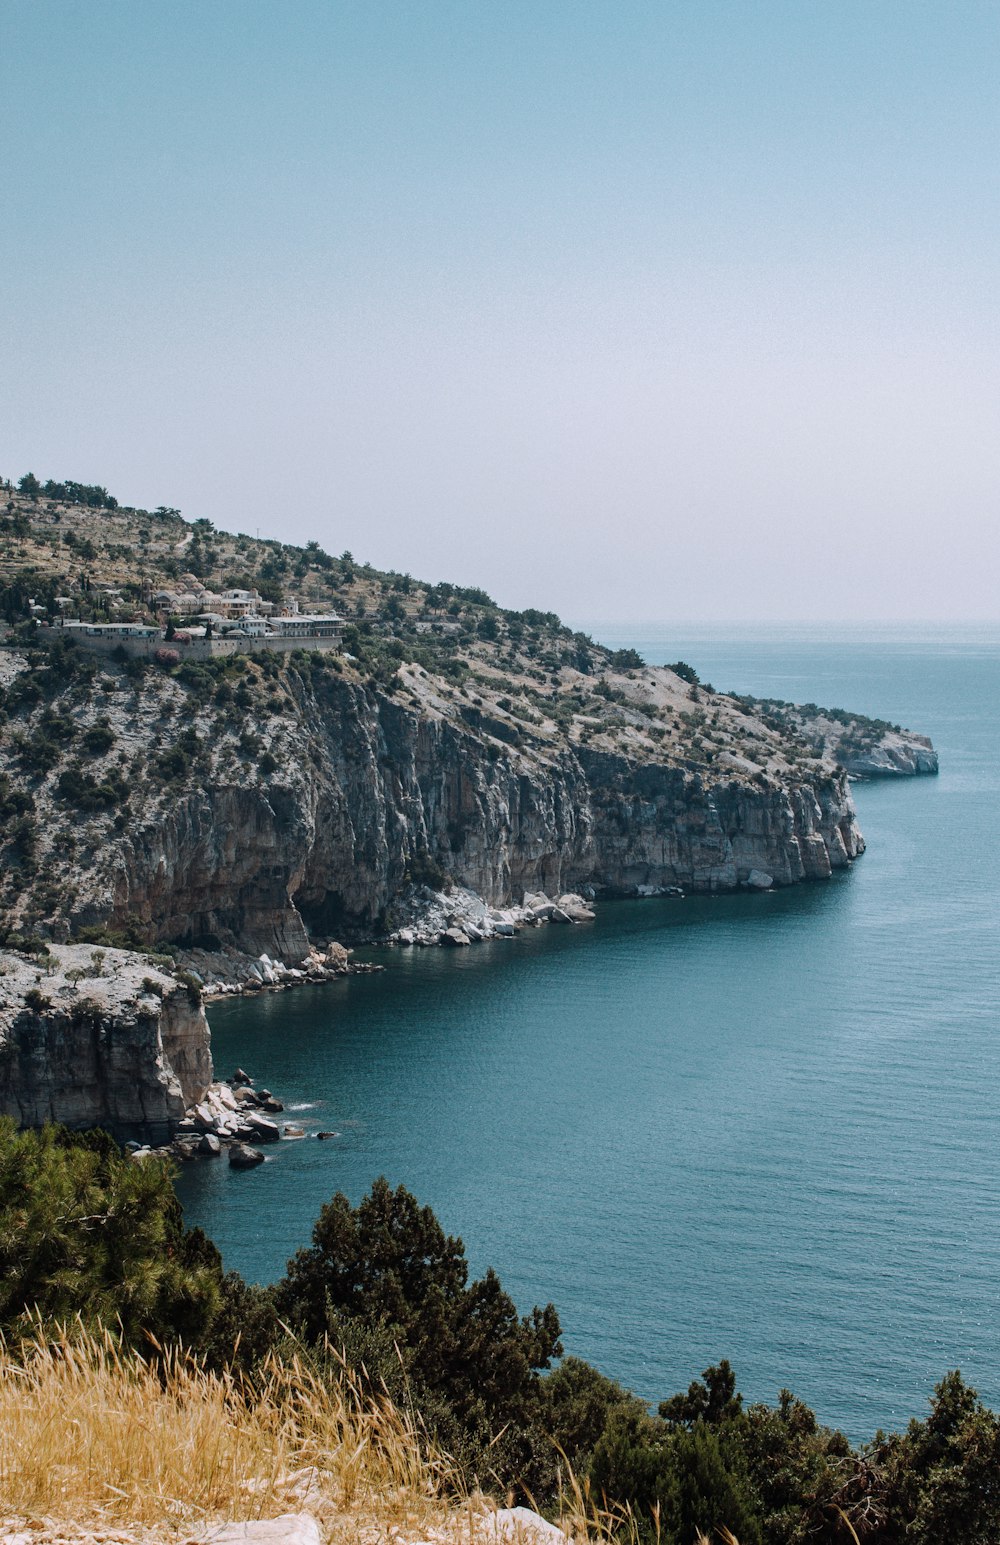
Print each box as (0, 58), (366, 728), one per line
(0, 945), (212, 1143)
(47, 665), (862, 961)
(0, 481), (939, 1137)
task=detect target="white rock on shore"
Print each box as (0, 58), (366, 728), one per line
(387, 884), (595, 949)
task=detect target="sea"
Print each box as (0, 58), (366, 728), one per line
(175, 622), (1000, 1443)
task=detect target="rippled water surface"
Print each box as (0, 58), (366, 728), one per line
(176, 624), (1000, 1440)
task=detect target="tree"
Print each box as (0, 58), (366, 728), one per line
(660, 1360), (743, 1427)
(870, 1371), (1000, 1545)
(667, 660), (699, 685)
(0, 1120), (222, 1349)
(590, 1367), (762, 1545)
(275, 1178), (562, 1475)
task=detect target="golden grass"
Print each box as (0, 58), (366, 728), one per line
(0, 1323), (456, 1541)
(0, 1325), (745, 1545)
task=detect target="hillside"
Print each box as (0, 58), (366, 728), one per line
(0, 473), (890, 966)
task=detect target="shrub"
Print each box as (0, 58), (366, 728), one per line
(405, 847), (446, 890)
(153, 745), (188, 782)
(14, 734), (62, 774)
(56, 767), (128, 810)
(173, 970), (203, 1004)
(81, 723), (115, 756)
(610, 647), (645, 670)
(668, 660), (700, 685)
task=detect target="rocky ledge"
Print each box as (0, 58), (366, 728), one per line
(387, 883), (596, 947)
(174, 940), (382, 1000)
(0, 944), (212, 1144)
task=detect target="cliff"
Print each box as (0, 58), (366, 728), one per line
(0, 652), (865, 963)
(0, 479), (938, 1134)
(0, 944), (212, 1143)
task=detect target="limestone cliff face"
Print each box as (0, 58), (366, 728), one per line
(105, 675), (863, 956)
(0, 946), (212, 1143)
(839, 733), (938, 778)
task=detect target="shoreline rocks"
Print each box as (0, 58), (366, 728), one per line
(169, 940), (384, 1002)
(134, 1067), (302, 1167)
(386, 884), (596, 949)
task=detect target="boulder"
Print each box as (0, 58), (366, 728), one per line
(746, 869), (774, 890)
(247, 1113), (282, 1143)
(442, 927), (470, 947)
(548, 906), (573, 924)
(481, 1508), (569, 1544)
(198, 1132), (222, 1156)
(199, 1514), (321, 1545)
(228, 1142), (265, 1169)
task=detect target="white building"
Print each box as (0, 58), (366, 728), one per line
(268, 613), (342, 640)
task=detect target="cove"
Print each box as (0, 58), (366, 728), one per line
(176, 624), (1000, 1442)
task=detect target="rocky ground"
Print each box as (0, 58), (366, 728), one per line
(0, 1506), (570, 1545)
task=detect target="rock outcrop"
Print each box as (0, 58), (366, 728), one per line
(838, 731), (938, 778)
(0, 945), (212, 1143)
(738, 697), (940, 779)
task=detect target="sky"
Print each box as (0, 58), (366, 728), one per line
(2, 1), (998, 622)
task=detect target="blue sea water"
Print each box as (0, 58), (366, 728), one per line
(176, 623), (1000, 1442)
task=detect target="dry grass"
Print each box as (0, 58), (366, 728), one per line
(0, 1326), (746, 1545)
(0, 1323), (458, 1542)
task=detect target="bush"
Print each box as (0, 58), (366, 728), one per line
(668, 660), (700, 685)
(405, 847), (446, 890)
(14, 734), (62, 774)
(81, 723), (115, 756)
(153, 745), (188, 782)
(610, 647), (645, 670)
(56, 767), (128, 810)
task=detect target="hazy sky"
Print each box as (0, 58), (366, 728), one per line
(3, 2), (998, 621)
